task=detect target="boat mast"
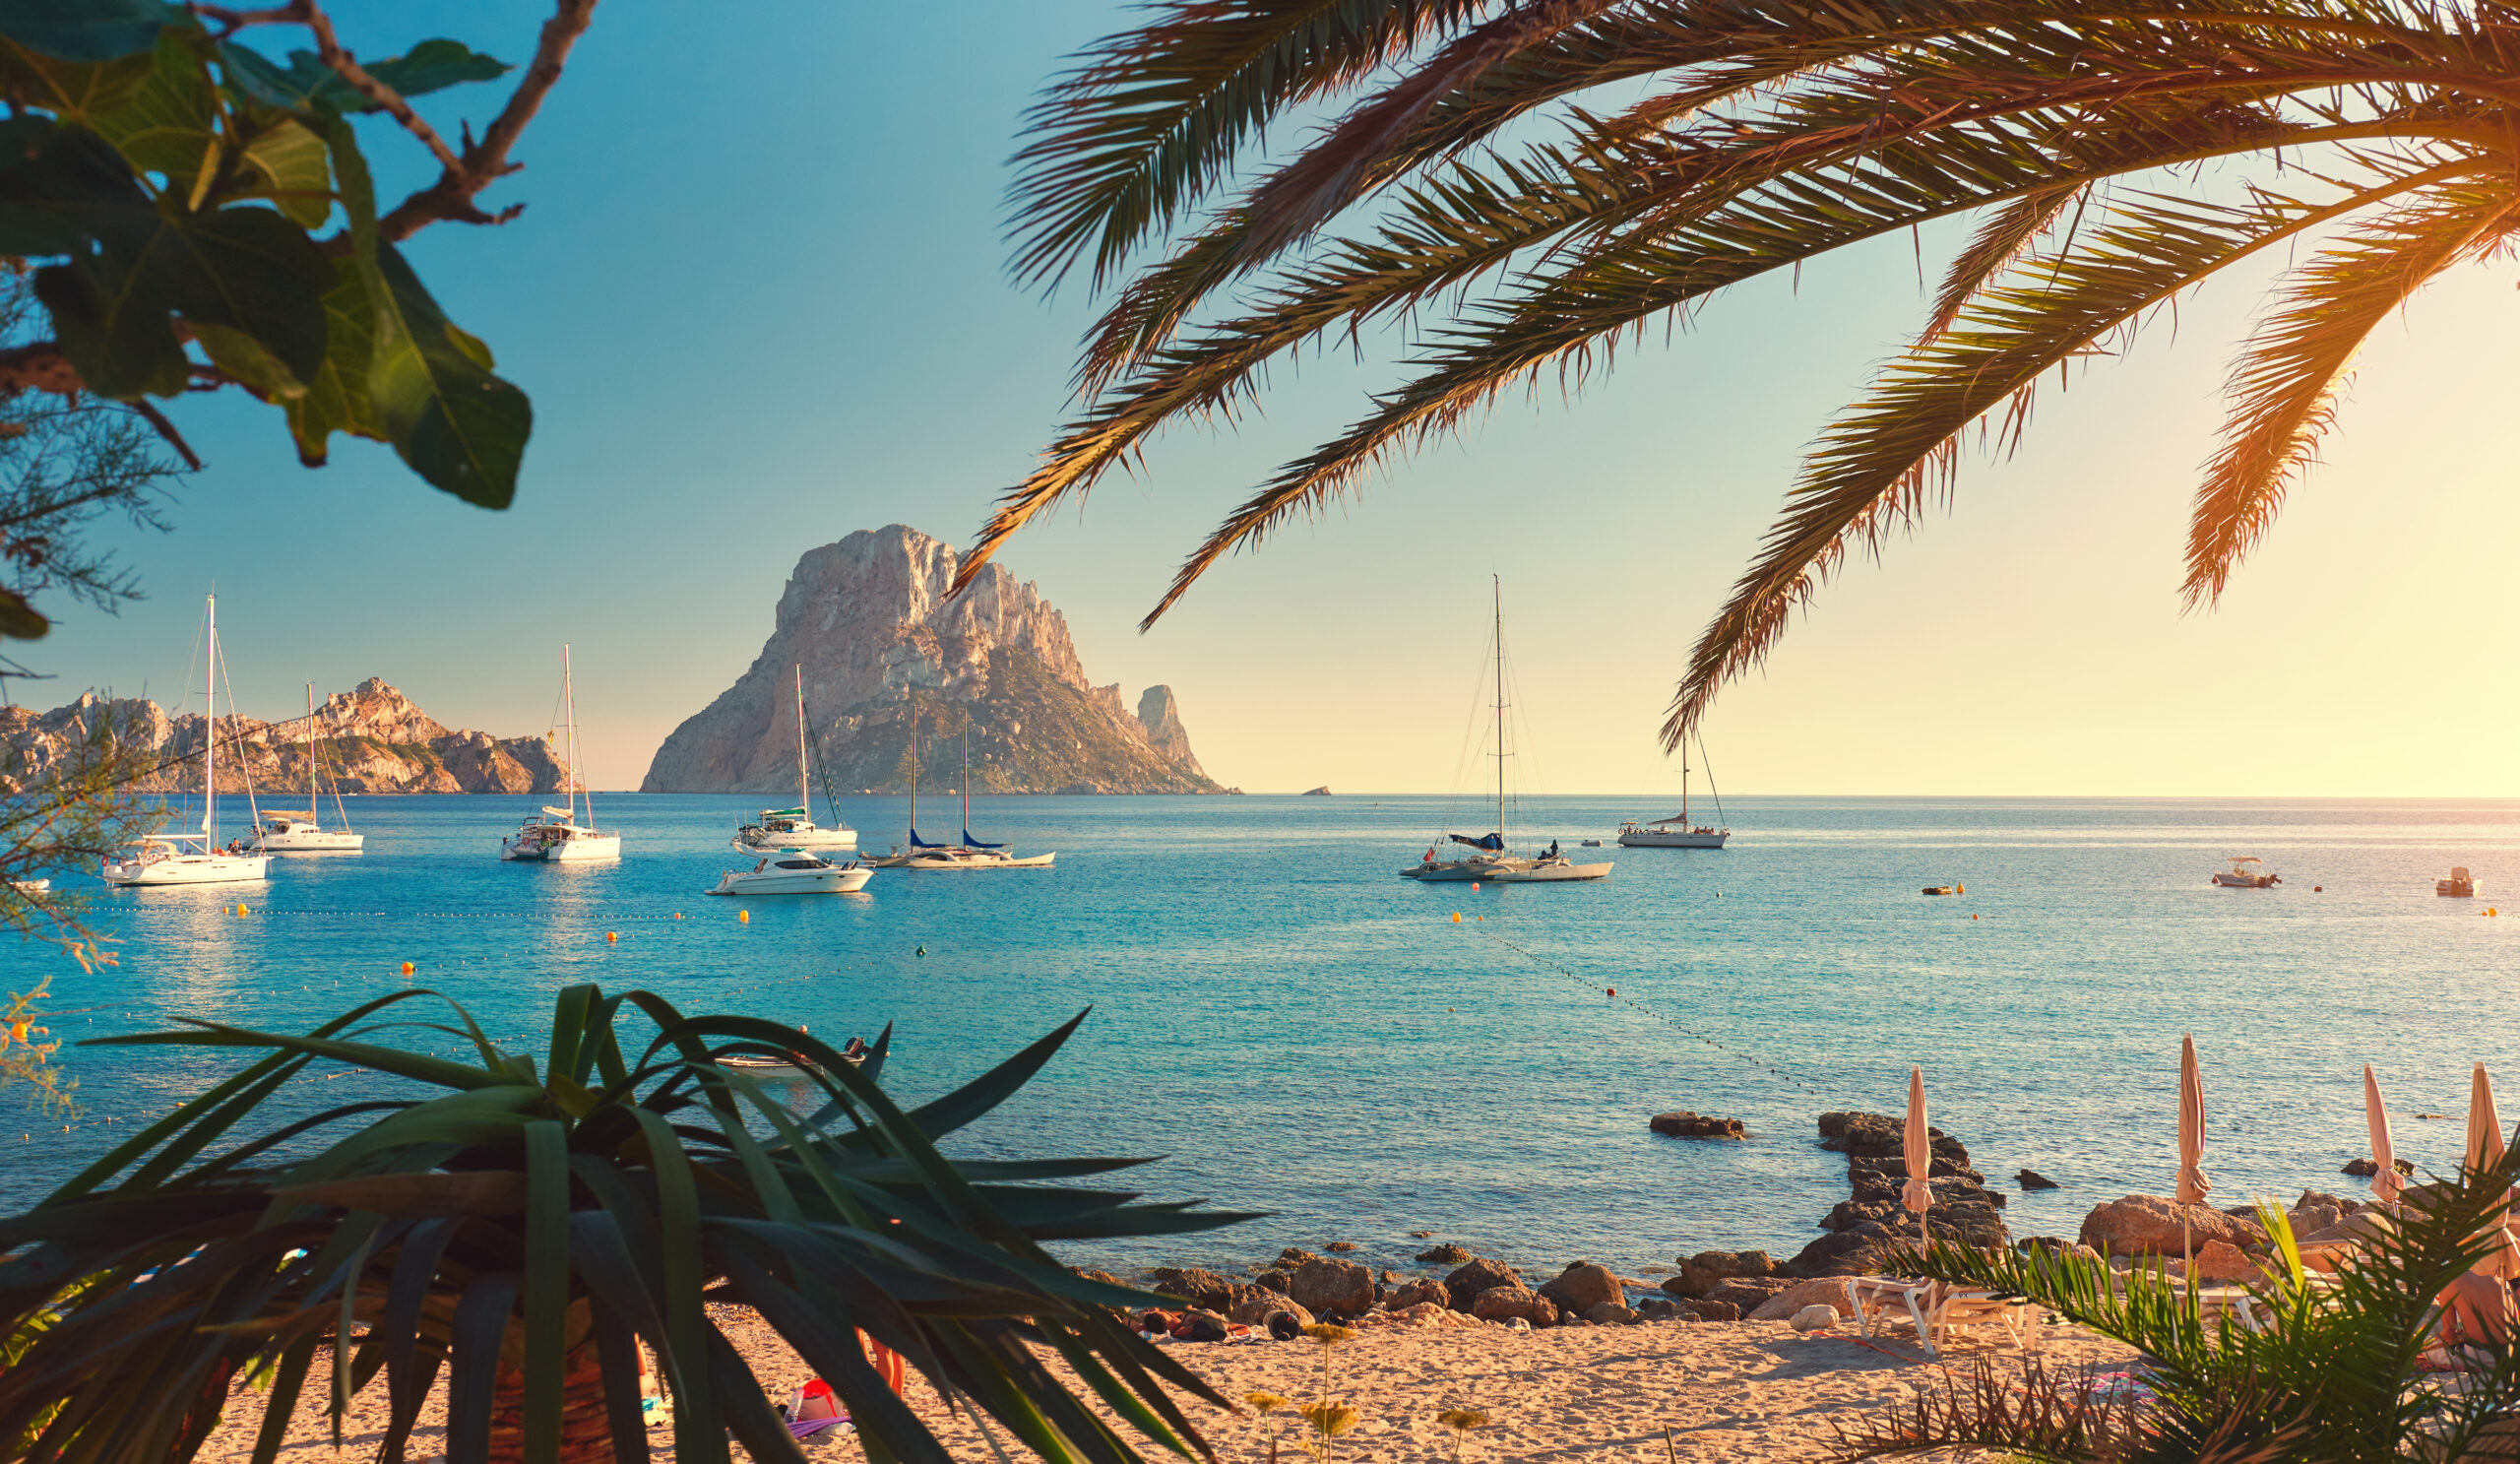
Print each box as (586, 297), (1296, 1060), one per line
(1681, 739), (1690, 827)
(907, 695), (917, 838)
(305, 682), (318, 827)
(1493, 575), (1505, 847)
(794, 665), (808, 817)
(203, 595), (217, 844)
(961, 715), (970, 836)
(564, 644), (594, 832)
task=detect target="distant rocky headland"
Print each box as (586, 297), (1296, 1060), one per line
(642, 525), (1221, 796)
(0, 679), (570, 795)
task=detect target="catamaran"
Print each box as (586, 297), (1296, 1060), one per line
(253, 683), (362, 853)
(1616, 738), (1729, 849)
(868, 709), (1053, 869)
(735, 666), (855, 851)
(501, 644), (621, 862)
(102, 595), (272, 887)
(1401, 579), (1610, 885)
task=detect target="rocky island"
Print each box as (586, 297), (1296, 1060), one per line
(641, 525), (1220, 796)
(0, 679), (570, 795)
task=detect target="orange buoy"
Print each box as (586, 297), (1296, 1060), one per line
(1450, 912), (1461, 923)
(606, 931), (618, 943)
(400, 961), (414, 976)
(738, 910), (750, 923)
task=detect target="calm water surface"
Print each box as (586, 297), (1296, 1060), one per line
(5, 794), (2516, 1281)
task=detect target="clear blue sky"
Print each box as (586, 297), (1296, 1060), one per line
(25, 1), (2520, 796)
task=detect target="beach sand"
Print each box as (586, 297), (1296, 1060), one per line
(198, 1306), (2138, 1464)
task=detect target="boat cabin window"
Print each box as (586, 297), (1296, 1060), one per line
(775, 859), (823, 869)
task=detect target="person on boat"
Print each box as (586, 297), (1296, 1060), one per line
(841, 1036), (868, 1060)
(1546, 840), (1560, 859)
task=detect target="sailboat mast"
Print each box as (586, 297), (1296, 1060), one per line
(907, 698), (917, 837)
(204, 595), (217, 842)
(962, 717), (970, 836)
(794, 666), (808, 815)
(1681, 740), (1690, 826)
(1493, 576), (1504, 845)
(305, 683), (317, 823)
(564, 644), (592, 831)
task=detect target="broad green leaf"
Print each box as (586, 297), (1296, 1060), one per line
(218, 37), (506, 114)
(323, 109), (527, 506)
(228, 114), (331, 229)
(280, 257), (384, 466)
(84, 25), (216, 184)
(190, 319), (305, 401)
(0, 122), (330, 397)
(0, 0), (180, 63)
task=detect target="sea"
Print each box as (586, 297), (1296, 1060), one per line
(3, 793), (2516, 1284)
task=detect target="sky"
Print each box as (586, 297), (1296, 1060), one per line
(20, 1), (2520, 796)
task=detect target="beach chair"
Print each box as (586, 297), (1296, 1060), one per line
(1843, 1276), (2041, 1357)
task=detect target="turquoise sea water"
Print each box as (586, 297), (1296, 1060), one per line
(4, 794), (2518, 1283)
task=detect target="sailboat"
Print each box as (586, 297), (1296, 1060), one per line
(102, 595), (272, 886)
(1616, 738), (1730, 849)
(500, 645), (621, 862)
(871, 709), (1053, 869)
(1400, 579), (1609, 884)
(253, 683), (363, 852)
(735, 667), (856, 851)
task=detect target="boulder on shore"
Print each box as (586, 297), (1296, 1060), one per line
(1650, 1112), (1747, 1140)
(1748, 1277), (1858, 1322)
(1703, 1276), (1796, 1312)
(1443, 1257), (1522, 1310)
(1416, 1242), (1473, 1265)
(1145, 1267), (1234, 1310)
(1538, 1262), (1624, 1315)
(1290, 1257), (1374, 1317)
(2078, 1194), (2267, 1256)
(1470, 1286), (1557, 1325)
(1664, 1250), (1776, 1298)
(1227, 1291), (1314, 1326)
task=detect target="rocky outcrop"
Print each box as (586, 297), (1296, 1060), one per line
(1289, 1257), (1374, 1318)
(1786, 1111), (2009, 1277)
(641, 526), (1220, 796)
(1650, 1112), (1745, 1140)
(1301, 786), (1332, 796)
(1536, 1263), (1622, 1315)
(0, 679), (568, 796)
(2076, 1195), (2266, 1257)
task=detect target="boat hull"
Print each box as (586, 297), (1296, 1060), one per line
(255, 830), (364, 853)
(1402, 858), (1612, 882)
(502, 833), (622, 862)
(2438, 880), (2479, 898)
(102, 853), (270, 886)
(1617, 830), (1728, 849)
(706, 865), (872, 895)
(2211, 872), (2279, 888)
(893, 851), (1055, 869)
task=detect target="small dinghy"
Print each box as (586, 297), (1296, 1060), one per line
(1922, 883), (1964, 896)
(2212, 856), (2281, 889)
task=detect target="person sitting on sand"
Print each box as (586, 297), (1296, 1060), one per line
(2428, 1270), (2514, 1368)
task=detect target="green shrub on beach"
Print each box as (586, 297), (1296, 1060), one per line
(0, 987), (1252, 1464)
(1838, 1147), (2520, 1461)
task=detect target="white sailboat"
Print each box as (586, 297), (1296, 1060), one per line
(102, 595), (272, 887)
(735, 666), (856, 851)
(1616, 739), (1729, 849)
(253, 683), (363, 853)
(1400, 579), (1609, 885)
(501, 644), (621, 862)
(871, 710), (1053, 869)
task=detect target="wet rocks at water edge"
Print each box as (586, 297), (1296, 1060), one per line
(1662, 1249), (1778, 1298)
(1650, 1111), (1747, 1139)
(1416, 1241), (1473, 1264)
(1789, 1111), (2010, 1276)
(1536, 1262), (1623, 1315)
(1442, 1257), (1523, 1310)
(2343, 1156), (2415, 1178)
(1145, 1266), (1234, 1310)
(2018, 1169), (2059, 1190)
(1289, 1257), (1375, 1318)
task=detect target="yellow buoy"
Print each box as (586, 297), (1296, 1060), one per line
(738, 910), (750, 923)
(1450, 912), (1461, 923)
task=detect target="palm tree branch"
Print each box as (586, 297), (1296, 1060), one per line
(1923, 182), (2086, 343)
(1664, 158), (2475, 743)
(2181, 181), (2518, 605)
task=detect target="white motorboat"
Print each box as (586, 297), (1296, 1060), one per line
(2438, 865), (2481, 898)
(103, 596), (272, 888)
(502, 645), (621, 862)
(9, 879), (48, 895)
(706, 853), (872, 896)
(254, 683), (363, 853)
(1399, 579), (1608, 885)
(2212, 856), (2281, 889)
(867, 709), (1054, 870)
(735, 667), (856, 852)
(1617, 741), (1729, 849)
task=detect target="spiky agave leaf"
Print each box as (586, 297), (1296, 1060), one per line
(0, 987), (1254, 1464)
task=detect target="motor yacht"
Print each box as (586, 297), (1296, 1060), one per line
(706, 853), (872, 896)
(2212, 856), (2281, 889)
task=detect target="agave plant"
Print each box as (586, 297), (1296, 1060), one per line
(1838, 1146), (2520, 1461)
(0, 987), (1251, 1464)
(977, 0), (2520, 743)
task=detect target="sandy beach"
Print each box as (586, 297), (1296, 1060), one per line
(197, 1305), (2137, 1464)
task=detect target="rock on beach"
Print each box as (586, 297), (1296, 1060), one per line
(2077, 1194), (2267, 1256)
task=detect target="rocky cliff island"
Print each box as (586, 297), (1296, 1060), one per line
(642, 526), (1220, 796)
(0, 679), (570, 795)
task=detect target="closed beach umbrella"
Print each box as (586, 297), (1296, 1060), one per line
(2364, 1064), (2403, 1208)
(2465, 1063), (2520, 1278)
(1903, 1065), (1934, 1247)
(2176, 1036), (2211, 1272)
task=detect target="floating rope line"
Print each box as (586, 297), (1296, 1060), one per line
(1469, 920), (1836, 1103)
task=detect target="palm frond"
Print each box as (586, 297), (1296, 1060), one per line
(2182, 183), (2517, 606)
(1665, 159), (2474, 744)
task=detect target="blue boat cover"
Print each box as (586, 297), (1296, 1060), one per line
(1449, 832), (1504, 851)
(910, 828), (950, 848)
(963, 829), (1005, 849)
